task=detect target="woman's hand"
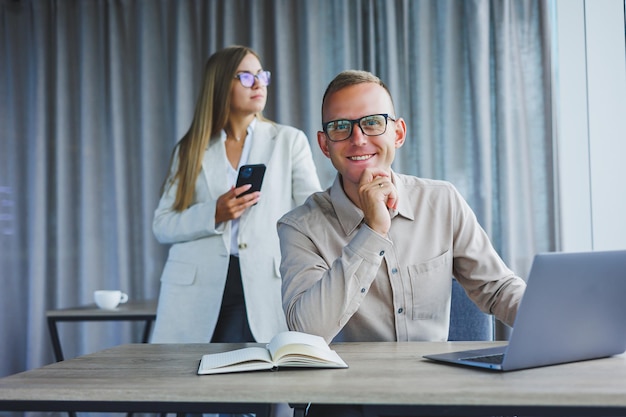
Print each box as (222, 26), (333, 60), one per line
(215, 184), (261, 224)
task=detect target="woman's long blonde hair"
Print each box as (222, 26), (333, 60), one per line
(164, 45), (263, 211)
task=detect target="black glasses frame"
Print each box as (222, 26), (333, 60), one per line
(234, 70), (271, 88)
(322, 113), (397, 142)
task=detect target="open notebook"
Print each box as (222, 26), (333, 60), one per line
(424, 250), (626, 371)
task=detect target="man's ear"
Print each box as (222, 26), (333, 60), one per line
(317, 131), (331, 158)
(394, 117), (407, 149)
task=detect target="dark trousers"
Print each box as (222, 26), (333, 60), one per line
(211, 255), (255, 343)
(208, 256), (260, 417)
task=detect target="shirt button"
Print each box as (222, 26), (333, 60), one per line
(238, 243), (248, 249)
(361, 288), (366, 293)
(379, 250), (385, 256)
(391, 268), (398, 274)
(397, 308), (404, 314)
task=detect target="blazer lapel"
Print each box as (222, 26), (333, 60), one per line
(201, 139), (232, 251)
(247, 121), (277, 165)
(202, 139), (230, 199)
(201, 121), (277, 196)
(238, 121), (277, 229)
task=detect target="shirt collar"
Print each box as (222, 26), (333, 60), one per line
(392, 173), (415, 221)
(329, 170), (414, 236)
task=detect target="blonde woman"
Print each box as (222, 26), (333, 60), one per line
(151, 45), (321, 345)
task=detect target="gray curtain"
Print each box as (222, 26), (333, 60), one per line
(0, 0), (554, 381)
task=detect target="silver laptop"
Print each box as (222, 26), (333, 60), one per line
(424, 250), (626, 371)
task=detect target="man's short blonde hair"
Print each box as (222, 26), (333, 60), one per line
(321, 70), (396, 120)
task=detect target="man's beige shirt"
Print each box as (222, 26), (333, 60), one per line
(278, 172), (526, 343)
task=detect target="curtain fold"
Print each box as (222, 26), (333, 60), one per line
(0, 0), (555, 386)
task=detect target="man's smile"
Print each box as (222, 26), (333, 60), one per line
(348, 154), (375, 161)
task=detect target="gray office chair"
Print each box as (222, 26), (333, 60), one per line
(448, 278), (494, 341)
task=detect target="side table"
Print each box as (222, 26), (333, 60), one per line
(46, 299), (157, 362)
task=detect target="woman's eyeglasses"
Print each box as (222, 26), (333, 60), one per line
(234, 71), (271, 88)
(322, 114), (396, 142)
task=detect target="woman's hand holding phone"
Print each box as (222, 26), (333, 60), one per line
(214, 185), (261, 224)
(214, 164), (266, 224)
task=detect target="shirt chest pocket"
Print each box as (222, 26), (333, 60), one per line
(406, 250), (452, 320)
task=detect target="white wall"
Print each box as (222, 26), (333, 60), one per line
(554, 0), (626, 251)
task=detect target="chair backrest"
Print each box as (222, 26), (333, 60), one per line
(448, 278), (494, 341)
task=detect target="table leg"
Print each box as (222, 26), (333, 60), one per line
(291, 403), (307, 417)
(141, 319), (154, 343)
(47, 317), (64, 362)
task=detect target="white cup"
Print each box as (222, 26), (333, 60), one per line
(94, 290), (129, 310)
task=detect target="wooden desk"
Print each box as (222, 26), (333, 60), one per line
(46, 299), (157, 361)
(1, 342), (625, 417)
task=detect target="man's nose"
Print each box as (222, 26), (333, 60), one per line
(349, 122), (367, 145)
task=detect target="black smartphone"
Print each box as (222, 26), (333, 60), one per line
(235, 164), (266, 198)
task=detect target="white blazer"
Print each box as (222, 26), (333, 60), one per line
(151, 121), (321, 343)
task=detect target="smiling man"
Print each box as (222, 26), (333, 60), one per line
(277, 70), (526, 348)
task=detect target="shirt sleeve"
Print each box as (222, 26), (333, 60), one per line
(278, 218), (392, 343)
(448, 186), (526, 327)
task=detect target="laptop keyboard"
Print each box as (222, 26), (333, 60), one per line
(464, 353), (505, 365)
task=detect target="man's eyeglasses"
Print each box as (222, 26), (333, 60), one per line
(234, 71), (271, 88)
(322, 114), (396, 142)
